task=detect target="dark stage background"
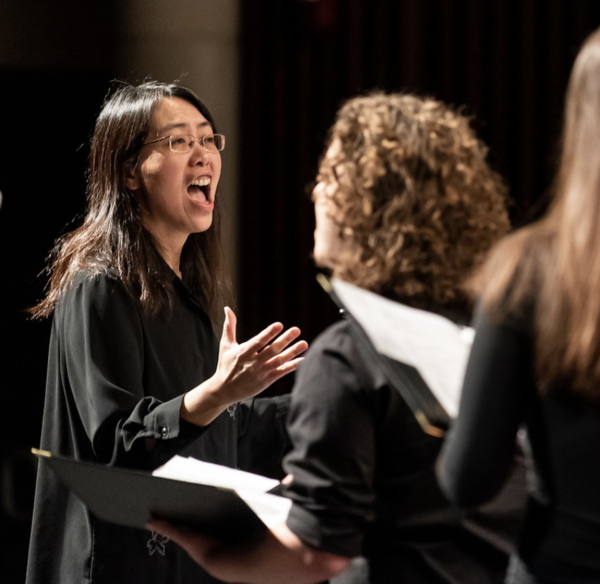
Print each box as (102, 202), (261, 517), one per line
(1, 1), (599, 582)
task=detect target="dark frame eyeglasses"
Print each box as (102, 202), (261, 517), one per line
(142, 133), (226, 153)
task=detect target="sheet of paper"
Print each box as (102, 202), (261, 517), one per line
(153, 456), (280, 493)
(332, 278), (474, 418)
(236, 490), (292, 528)
(153, 456), (290, 527)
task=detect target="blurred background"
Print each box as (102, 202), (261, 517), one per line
(1, 0), (599, 581)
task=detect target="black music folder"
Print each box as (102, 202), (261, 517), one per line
(317, 275), (475, 436)
(33, 450), (289, 542)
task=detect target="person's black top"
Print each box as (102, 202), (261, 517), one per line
(26, 269), (289, 584)
(438, 304), (600, 581)
(283, 318), (511, 584)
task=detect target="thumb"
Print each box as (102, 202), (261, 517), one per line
(221, 306), (237, 345)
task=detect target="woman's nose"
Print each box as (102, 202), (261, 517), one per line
(191, 144), (210, 165)
(313, 181), (326, 200)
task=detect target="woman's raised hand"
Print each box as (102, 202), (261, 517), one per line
(181, 307), (308, 426)
(215, 307), (308, 398)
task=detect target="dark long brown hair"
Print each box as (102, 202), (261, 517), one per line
(477, 27), (600, 396)
(31, 81), (232, 323)
(317, 92), (510, 316)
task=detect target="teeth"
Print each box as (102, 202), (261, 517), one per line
(191, 177), (211, 187)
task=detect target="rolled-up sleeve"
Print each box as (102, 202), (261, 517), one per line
(283, 330), (376, 558)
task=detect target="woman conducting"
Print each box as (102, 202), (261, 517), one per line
(26, 81), (307, 584)
(438, 27), (600, 584)
(151, 91), (511, 583)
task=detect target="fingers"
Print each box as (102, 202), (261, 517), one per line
(244, 326), (304, 360)
(261, 327), (302, 356)
(260, 357), (305, 388)
(275, 356), (305, 374)
(221, 307), (237, 345)
(241, 321), (285, 354)
(223, 314), (308, 376)
(266, 339), (308, 367)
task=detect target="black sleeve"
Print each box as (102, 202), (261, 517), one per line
(437, 303), (533, 508)
(55, 273), (205, 468)
(236, 394), (291, 478)
(283, 330), (376, 558)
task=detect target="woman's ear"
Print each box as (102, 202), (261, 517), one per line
(124, 162), (139, 191)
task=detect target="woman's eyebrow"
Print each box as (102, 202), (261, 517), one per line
(157, 120), (211, 134)
(157, 122), (187, 134)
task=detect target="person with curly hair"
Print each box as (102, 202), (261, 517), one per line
(438, 27), (600, 584)
(149, 92), (511, 584)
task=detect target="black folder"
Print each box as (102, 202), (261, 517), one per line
(317, 274), (451, 436)
(33, 449), (267, 542)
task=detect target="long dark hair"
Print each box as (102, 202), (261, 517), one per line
(31, 81), (232, 323)
(477, 27), (600, 396)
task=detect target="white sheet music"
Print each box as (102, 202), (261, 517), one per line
(332, 279), (474, 418)
(152, 456), (291, 528)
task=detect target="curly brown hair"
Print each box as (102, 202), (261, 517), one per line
(316, 92), (510, 315)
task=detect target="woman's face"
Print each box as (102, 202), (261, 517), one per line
(126, 96), (222, 252)
(313, 139), (345, 269)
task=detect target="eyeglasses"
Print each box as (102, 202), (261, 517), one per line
(142, 133), (226, 153)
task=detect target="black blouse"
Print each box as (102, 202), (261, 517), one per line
(283, 319), (510, 584)
(438, 304), (600, 578)
(26, 270), (289, 584)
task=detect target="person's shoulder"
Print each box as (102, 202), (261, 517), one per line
(57, 267), (134, 318)
(303, 318), (377, 382)
(67, 267), (124, 296)
(308, 318), (357, 356)
(293, 318), (385, 408)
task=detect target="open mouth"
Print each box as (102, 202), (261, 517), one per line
(188, 176), (212, 203)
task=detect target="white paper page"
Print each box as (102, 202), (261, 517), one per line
(332, 279), (474, 418)
(236, 490), (292, 528)
(152, 456), (280, 493)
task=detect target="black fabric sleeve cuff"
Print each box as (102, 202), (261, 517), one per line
(286, 501), (361, 559)
(144, 394), (208, 441)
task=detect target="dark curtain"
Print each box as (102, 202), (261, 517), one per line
(238, 0), (600, 358)
(0, 5), (119, 583)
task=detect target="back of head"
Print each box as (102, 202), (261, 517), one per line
(319, 92), (509, 316)
(477, 26), (600, 396)
(549, 27), (600, 245)
(545, 27), (600, 394)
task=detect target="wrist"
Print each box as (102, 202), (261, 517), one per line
(180, 376), (232, 426)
